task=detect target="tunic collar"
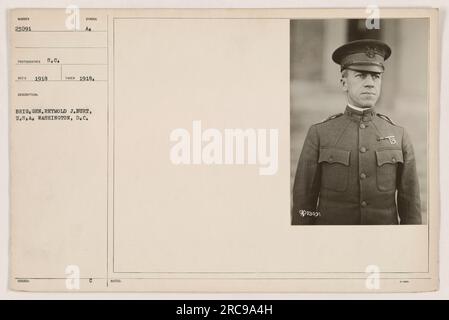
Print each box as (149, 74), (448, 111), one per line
(344, 104), (376, 122)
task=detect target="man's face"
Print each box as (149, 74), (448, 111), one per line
(341, 69), (382, 108)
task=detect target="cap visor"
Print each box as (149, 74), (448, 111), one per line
(346, 65), (384, 73)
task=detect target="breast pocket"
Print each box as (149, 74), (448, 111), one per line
(375, 149), (404, 192)
(318, 148), (351, 192)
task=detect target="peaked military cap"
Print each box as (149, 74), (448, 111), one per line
(332, 39), (392, 73)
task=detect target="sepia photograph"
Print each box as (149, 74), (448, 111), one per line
(290, 19), (428, 225)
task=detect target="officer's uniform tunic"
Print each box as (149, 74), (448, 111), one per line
(291, 106), (421, 225)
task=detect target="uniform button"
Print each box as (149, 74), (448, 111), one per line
(360, 173), (367, 179)
(360, 147), (367, 153)
(360, 123), (366, 129)
(392, 157), (396, 163)
(362, 116), (369, 122)
(361, 201), (367, 207)
(329, 157), (333, 163)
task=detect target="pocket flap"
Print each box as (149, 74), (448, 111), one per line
(376, 149), (404, 166)
(319, 148), (350, 166)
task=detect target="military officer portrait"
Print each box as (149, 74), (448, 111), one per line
(291, 39), (422, 225)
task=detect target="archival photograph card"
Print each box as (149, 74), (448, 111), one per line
(8, 8), (439, 292)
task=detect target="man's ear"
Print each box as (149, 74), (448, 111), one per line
(340, 77), (348, 92)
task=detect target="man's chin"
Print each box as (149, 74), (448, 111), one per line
(359, 99), (377, 108)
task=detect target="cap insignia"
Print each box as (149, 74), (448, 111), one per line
(365, 46), (377, 59)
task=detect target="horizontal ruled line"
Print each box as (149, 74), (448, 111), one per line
(112, 270), (432, 274)
(15, 63), (107, 66)
(23, 30), (107, 33)
(15, 80), (107, 82)
(15, 46), (107, 49)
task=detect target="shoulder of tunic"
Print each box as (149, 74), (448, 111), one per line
(319, 113), (344, 124)
(376, 113), (397, 126)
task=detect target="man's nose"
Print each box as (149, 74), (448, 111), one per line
(364, 75), (375, 86)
